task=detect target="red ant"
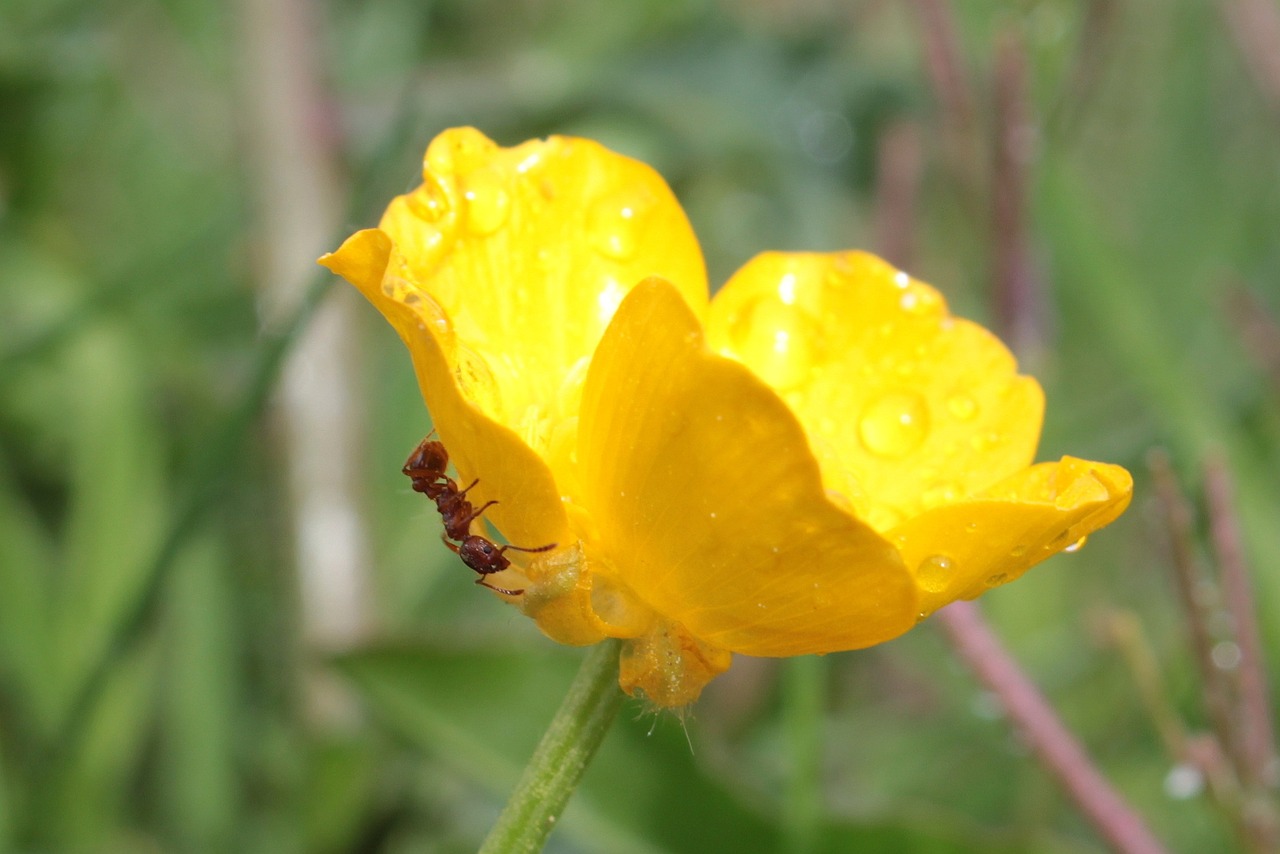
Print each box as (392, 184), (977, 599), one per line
(402, 435), (497, 538)
(445, 535), (556, 596)
(402, 434), (451, 497)
(402, 434), (555, 596)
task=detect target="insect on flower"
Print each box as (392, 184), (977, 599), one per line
(323, 127), (1134, 707)
(403, 434), (554, 596)
(401, 433), (451, 496)
(446, 534), (556, 596)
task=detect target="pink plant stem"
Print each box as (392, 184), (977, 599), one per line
(1226, 285), (1280, 396)
(990, 27), (1046, 361)
(1220, 0), (1280, 117)
(1204, 456), (1278, 790)
(872, 119), (923, 271)
(909, 0), (984, 200)
(936, 601), (1169, 854)
(1149, 452), (1242, 771)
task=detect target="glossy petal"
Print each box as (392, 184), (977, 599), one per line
(320, 128), (709, 609)
(577, 278), (918, 658)
(320, 229), (571, 597)
(706, 252), (1044, 532)
(890, 456), (1133, 615)
(323, 129), (1136, 708)
(378, 127), (707, 464)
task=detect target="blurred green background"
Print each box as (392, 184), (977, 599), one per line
(2, 0), (1278, 851)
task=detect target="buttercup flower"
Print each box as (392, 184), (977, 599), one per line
(321, 127), (1132, 707)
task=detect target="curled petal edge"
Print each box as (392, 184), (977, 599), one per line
(321, 230), (608, 645)
(891, 456), (1134, 616)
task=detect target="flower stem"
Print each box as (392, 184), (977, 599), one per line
(479, 638), (624, 854)
(782, 655), (825, 854)
(936, 601), (1169, 854)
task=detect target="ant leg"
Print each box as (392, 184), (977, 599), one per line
(468, 499), (498, 520)
(474, 577), (525, 596)
(501, 541), (557, 555)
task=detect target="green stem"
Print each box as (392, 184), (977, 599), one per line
(782, 655), (825, 854)
(479, 638), (624, 854)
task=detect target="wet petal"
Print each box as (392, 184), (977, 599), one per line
(706, 251), (1044, 532)
(377, 127), (707, 468)
(889, 456), (1133, 615)
(320, 229), (569, 568)
(577, 277), (917, 658)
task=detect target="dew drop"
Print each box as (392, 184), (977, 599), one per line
(970, 430), (1001, 452)
(865, 504), (904, 532)
(898, 284), (941, 314)
(916, 554), (955, 594)
(1164, 763), (1205, 800)
(964, 521), (979, 534)
(425, 127), (496, 175)
(462, 169), (510, 235)
(1212, 641), (1242, 670)
(922, 481), (960, 507)
(947, 394), (978, 421)
(858, 391), (930, 457)
(725, 297), (822, 390)
(824, 488), (854, 514)
(1010, 544), (1028, 558)
(587, 190), (652, 260)
(405, 175), (451, 223)
(1064, 535), (1088, 553)
(453, 344), (503, 420)
(985, 573), (1008, 587)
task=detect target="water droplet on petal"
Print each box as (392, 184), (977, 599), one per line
(425, 127), (496, 175)
(725, 297), (822, 390)
(947, 394), (978, 421)
(865, 504), (904, 532)
(1010, 544), (1028, 558)
(964, 521), (979, 533)
(587, 190), (652, 260)
(824, 489), (854, 513)
(454, 343), (503, 420)
(858, 391), (930, 457)
(462, 169), (510, 235)
(1064, 535), (1088, 553)
(405, 175), (451, 223)
(898, 284), (941, 314)
(916, 554), (955, 594)
(970, 431), (1002, 452)
(985, 573), (1008, 587)
(922, 481), (961, 507)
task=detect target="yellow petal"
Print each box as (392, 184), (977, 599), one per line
(577, 277), (918, 658)
(706, 251), (1044, 532)
(890, 456), (1134, 615)
(377, 128), (707, 466)
(320, 229), (570, 585)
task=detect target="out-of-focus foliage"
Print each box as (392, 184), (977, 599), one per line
(0, 0), (1276, 852)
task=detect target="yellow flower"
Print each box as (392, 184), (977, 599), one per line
(320, 127), (1132, 708)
